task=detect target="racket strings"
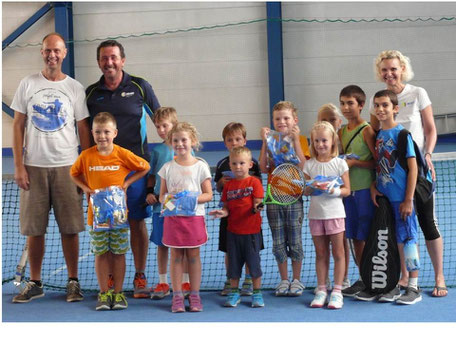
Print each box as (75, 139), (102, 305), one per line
(269, 164), (305, 203)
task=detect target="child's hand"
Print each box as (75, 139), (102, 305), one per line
(252, 202), (264, 213)
(399, 199), (413, 221)
(290, 125), (300, 141)
(370, 184), (383, 207)
(209, 209), (228, 218)
(146, 193), (158, 205)
(260, 127), (270, 141)
(303, 186), (314, 196)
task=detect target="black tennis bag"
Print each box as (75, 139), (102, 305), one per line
(360, 196), (400, 294)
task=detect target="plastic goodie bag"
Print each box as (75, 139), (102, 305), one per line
(338, 153), (360, 160)
(266, 130), (300, 166)
(90, 186), (129, 232)
(306, 175), (343, 196)
(161, 190), (199, 217)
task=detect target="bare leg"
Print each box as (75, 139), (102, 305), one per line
(186, 247), (201, 292)
(330, 232), (345, 286)
(312, 235), (330, 288)
(28, 235), (45, 281)
(157, 245), (169, 277)
(129, 218), (148, 273)
(112, 253), (126, 293)
(277, 260), (288, 281)
(170, 248), (184, 292)
(343, 234), (350, 279)
(397, 243), (409, 287)
(352, 239), (365, 269)
(425, 238), (447, 296)
(95, 252), (110, 293)
(291, 259), (302, 281)
(60, 233), (79, 279)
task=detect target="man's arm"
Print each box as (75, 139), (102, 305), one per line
(77, 118), (91, 150)
(12, 111), (29, 190)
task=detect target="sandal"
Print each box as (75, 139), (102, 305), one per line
(432, 286), (448, 297)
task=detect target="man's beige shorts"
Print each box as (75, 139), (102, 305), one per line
(20, 165), (85, 236)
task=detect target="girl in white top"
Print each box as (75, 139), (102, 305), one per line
(158, 122), (213, 312)
(303, 121), (350, 309)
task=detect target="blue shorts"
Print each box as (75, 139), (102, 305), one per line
(150, 212), (164, 246)
(390, 201), (419, 244)
(126, 172), (152, 220)
(343, 189), (375, 241)
(226, 230), (262, 279)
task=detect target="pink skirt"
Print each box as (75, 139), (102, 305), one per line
(163, 216), (208, 248)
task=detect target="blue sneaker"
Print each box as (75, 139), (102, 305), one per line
(224, 291), (241, 307)
(251, 292), (265, 308)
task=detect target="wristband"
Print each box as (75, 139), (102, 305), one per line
(329, 187), (341, 197)
(146, 187), (155, 195)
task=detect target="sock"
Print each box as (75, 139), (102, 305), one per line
(30, 280), (42, 287)
(333, 284), (343, 293)
(68, 277), (79, 282)
(245, 274), (252, 280)
(190, 290), (200, 297)
(159, 273), (168, 284)
(225, 277), (231, 285)
(253, 289), (261, 294)
(173, 291), (184, 298)
(408, 277), (419, 290)
(182, 273), (190, 283)
(135, 271), (145, 277)
(317, 285), (327, 293)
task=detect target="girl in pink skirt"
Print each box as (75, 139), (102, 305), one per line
(158, 122), (212, 312)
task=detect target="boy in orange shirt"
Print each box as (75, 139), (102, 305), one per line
(70, 112), (150, 311)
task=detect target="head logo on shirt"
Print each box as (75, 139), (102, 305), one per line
(30, 88), (70, 133)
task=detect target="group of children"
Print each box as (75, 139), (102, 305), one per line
(70, 83), (424, 312)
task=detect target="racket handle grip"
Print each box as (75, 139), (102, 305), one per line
(252, 203), (264, 214)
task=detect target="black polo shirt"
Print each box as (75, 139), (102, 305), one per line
(86, 71), (160, 161)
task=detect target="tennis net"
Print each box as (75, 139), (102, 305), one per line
(2, 153), (456, 292)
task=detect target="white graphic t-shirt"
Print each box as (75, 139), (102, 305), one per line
(11, 72), (89, 167)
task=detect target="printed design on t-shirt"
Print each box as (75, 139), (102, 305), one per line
(376, 137), (398, 187)
(401, 100), (415, 108)
(226, 186), (254, 201)
(30, 88), (70, 132)
(89, 165), (120, 171)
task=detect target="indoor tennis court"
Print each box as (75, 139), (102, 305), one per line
(2, 1), (456, 331)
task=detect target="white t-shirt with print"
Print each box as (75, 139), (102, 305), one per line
(303, 157), (349, 220)
(11, 72), (89, 167)
(158, 159), (212, 216)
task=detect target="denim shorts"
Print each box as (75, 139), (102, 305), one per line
(343, 189), (375, 241)
(390, 201), (419, 244)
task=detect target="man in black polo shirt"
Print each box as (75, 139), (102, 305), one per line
(86, 40), (160, 298)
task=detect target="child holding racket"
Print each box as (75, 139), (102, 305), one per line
(337, 86), (377, 298)
(304, 121), (350, 309)
(209, 146), (265, 308)
(259, 101), (310, 297)
(213, 122), (263, 296)
(70, 112), (150, 311)
(158, 122), (212, 312)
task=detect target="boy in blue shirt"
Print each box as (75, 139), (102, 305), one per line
(358, 89), (421, 304)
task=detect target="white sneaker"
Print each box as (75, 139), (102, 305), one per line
(328, 291), (344, 309)
(288, 279), (305, 297)
(314, 276), (332, 294)
(274, 279), (290, 296)
(310, 290), (328, 308)
(342, 277), (351, 290)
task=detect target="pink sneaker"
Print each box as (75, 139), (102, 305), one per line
(188, 293), (203, 312)
(171, 295), (185, 313)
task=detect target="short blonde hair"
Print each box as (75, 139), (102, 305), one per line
(310, 121), (339, 158)
(272, 101), (298, 119)
(167, 121), (202, 151)
(229, 146), (252, 160)
(93, 112), (117, 128)
(374, 50), (414, 82)
(222, 122), (247, 141)
(153, 107), (178, 126)
(317, 103), (342, 121)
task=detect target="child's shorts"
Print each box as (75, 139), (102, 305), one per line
(343, 189), (375, 241)
(90, 228), (130, 256)
(390, 201), (419, 244)
(150, 212), (165, 246)
(125, 173), (152, 220)
(309, 218), (345, 236)
(226, 230), (262, 279)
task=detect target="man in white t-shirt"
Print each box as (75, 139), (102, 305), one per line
(11, 32), (90, 304)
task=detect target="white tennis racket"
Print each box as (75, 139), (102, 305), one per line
(14, 241), (28, 288)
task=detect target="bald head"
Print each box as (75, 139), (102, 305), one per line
(42, 32), (66, 47)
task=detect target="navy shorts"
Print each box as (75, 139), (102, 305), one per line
(219, 218), (265, 253)
(126, 172), (152, 220)
(343, 189), (375, 241)
(150, 212), (164, 246)
(226, 230), (262, 279)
